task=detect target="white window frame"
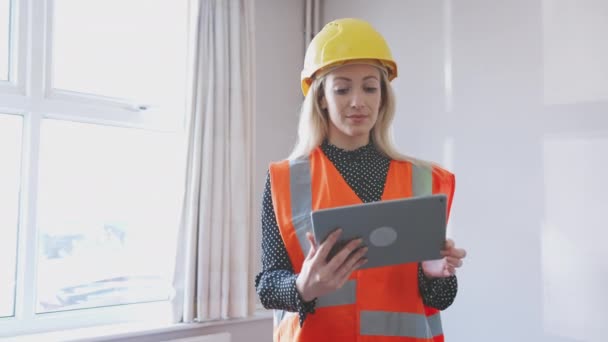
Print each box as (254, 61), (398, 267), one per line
(0, 0), (190, 337)
(0, 0), (25, 94)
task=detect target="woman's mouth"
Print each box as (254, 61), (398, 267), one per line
(347, 115), (367, 123)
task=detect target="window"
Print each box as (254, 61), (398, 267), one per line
(51, 0), (188, 110)
(0, 0), (190, 336)
(36, 120), (182, 314)
(0, 114), (22, 318)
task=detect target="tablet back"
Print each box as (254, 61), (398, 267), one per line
(310, 194), (447, 269)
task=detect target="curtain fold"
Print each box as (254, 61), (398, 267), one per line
(171, 0), (255, 323)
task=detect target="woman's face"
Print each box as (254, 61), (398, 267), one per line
(321, 63), (382, 148)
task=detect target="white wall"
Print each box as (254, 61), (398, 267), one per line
(250, 0), (305, 340)
(323, 0), (608, 341)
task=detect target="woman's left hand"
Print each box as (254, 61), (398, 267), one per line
(421, 239), (467, 278)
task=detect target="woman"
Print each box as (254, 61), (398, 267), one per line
(255, 18), (467, 341)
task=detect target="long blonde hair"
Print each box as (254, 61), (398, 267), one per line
(288, 66), (426, 166)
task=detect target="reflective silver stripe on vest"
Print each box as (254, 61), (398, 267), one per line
(412, 164), (432, 196)
(273, 158), (313, 327)
(316, 280), (356, 308)
(288, 158), (356, 311)
(427, 312), (443, 336)
(360, 311), (434, 338)
(289, 158), (313, 256)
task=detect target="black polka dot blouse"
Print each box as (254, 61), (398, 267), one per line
(254, 141), (458, 326)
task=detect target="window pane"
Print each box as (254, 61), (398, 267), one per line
(0, 0), (10, 81)
(52, 0), (189, 109)
(0, 114), (22, 318)
(36, 119), (184, 313)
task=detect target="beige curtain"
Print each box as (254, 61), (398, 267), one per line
(171, 0), (256, 323)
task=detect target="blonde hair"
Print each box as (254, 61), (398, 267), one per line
(288, 66), (427, 166)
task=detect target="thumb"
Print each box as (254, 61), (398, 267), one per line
(305, 232), (317, 258)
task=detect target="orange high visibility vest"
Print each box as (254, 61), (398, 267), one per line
(269, 147), (455, 342)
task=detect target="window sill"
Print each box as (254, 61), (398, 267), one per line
(5, 310), (273, 342)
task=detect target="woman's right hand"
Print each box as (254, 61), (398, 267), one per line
(295, 229), (368, 302)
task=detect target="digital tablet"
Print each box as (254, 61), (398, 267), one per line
(310, 194), (447, 269)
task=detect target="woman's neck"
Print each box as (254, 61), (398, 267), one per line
(327, 134), (370, 151)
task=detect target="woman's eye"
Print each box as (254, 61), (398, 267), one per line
(364, 87), (378, 93)
(334, 88), (349, 95)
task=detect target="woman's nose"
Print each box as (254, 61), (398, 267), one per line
(350, 90), (365, 109)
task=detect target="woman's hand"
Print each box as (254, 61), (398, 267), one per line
(421, 238), (467, 278)
(296, 229), (367, 302)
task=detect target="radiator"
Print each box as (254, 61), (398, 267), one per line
(164, 332), (231, 342)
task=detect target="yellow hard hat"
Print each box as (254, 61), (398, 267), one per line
(301, 18), (398, 96)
